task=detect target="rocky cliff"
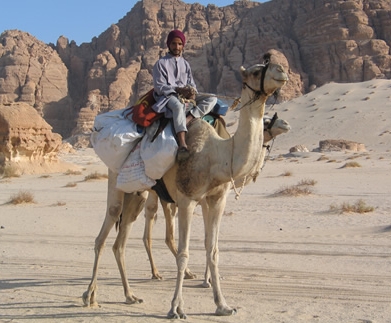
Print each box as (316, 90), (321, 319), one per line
(0, 0), (390, 144)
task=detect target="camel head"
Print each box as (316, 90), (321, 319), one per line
(240, 54), (288, 99)
(263, 112), (291, 142)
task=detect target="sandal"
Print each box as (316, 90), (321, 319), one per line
(177, 146), (190, 162)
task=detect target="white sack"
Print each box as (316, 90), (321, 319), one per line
(116, 142), (156, 193)
(140, 123), (178, 180)
(90, 109), (145, 172)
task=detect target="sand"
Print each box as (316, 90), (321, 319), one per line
(1, 80), (391, 323)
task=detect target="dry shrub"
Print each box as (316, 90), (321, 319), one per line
(317, 155), (329, 161)
(40, 174), (51, 178)
(280, 170), (292, 177)
(84, 172), (108, 181)
(274, 186), (313, 197)
(64, 169), (82, 175)
(297, 178), (317, 186)
(330, 199), (374, 214)
(51, 201), (66, 206)
(273, 178), (317, 197)
(1, 164), (20, 178)
(341, 161), (361, 168)
(8, 190), (36, 204)
(64, 182), (77, 188)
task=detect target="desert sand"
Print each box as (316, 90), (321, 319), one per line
(1, 80), (391, 323)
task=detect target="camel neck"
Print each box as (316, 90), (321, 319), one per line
(229, 96), (266, 179)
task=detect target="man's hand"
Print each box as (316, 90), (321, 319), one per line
(176, 86), (196, 100)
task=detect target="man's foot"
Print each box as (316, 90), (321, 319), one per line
(177, 146), (190, 161)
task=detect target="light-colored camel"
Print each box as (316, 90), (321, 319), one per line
(82, 56), (288, 318)
(143, 114), (291, 282)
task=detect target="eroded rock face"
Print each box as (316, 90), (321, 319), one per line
(290, 145), (309, 153)
(0, 103), (62, 166)
(318, 139), (366, 152)
(0, 31), (74, 137)
(0, 0), (390, 147)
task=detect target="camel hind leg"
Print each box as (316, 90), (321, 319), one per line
(143, 190), (162, 279)
(113, 190), (148, 304)
(143, 190), (196, 280)
(83, 169), (124, 307)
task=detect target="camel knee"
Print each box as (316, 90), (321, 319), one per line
(145, 202), (158, 216)
(108, 204), (122, 222)
(177, 252), (189, 271)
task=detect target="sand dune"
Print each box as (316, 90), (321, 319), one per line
(1, 80), (390, 323)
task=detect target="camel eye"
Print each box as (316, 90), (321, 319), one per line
(253, 69), (261, 77)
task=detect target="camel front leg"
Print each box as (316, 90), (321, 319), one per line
(204, 191), (237, 316)
(160, 200), (197, 280)
(83, 170), (124, 307)
(114, 191), (148, 304)
(167, 196), (197, 319)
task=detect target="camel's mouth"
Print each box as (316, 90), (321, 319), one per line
(273, 77), (288, 83)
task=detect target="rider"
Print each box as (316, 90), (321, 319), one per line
(152, 29), (217, 161)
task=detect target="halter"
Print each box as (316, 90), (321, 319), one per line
(235, 53), (271, 112)
(265, 112), (278, 138)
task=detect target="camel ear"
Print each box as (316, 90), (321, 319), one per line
(240, 66), (247, 77)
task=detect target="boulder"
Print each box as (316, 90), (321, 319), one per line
(318, 139), (366, 152)
(0, 102), (71, 174)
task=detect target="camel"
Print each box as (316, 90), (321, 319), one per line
(142, 114), (291, 282)
(82, 54), (288, 318)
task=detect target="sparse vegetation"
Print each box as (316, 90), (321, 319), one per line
(297, 178), (317, 186)
(317, 155), (329, 161)
(330, 199), (375, 214)
(51, 201), (66, 206)
(274, 185), (313, 197)
(280, 170), (292, 177)
(84, 172), (108, 181)
(8, 190), (36, 204)
(341, 161), (361, 168)
(64, 182), (77, 188)
(64, 169), (82, 175)
(273, 178), (317, 197)
(1, 164), (20, 178)
(40, 174), (51, 178)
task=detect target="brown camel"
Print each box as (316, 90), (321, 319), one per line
(82, 55), (288, 318)
(143, 114), (291, 282)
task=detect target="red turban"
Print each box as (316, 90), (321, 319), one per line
(166, 30), (186, 47)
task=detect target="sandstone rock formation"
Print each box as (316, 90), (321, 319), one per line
(289, 145), (310, 153)
(0, 103), (65, 174)
(0, 0), (390, 147)
(318, 139), (366, 152)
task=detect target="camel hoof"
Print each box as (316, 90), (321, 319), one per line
(184, 269), (197, 280)
(152, 273), (163, 280)
(125, 296), (144, 304)
(82, 291), (98, 307)
(201, 281), (211, 288)
(215, 306), (237, 316)
(167, 310), (187, 319)
(82, 291), (90, 306)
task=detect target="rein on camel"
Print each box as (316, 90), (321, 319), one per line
(229, 56), (276, 200)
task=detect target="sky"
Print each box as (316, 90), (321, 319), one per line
(1, 0), (265, 45)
